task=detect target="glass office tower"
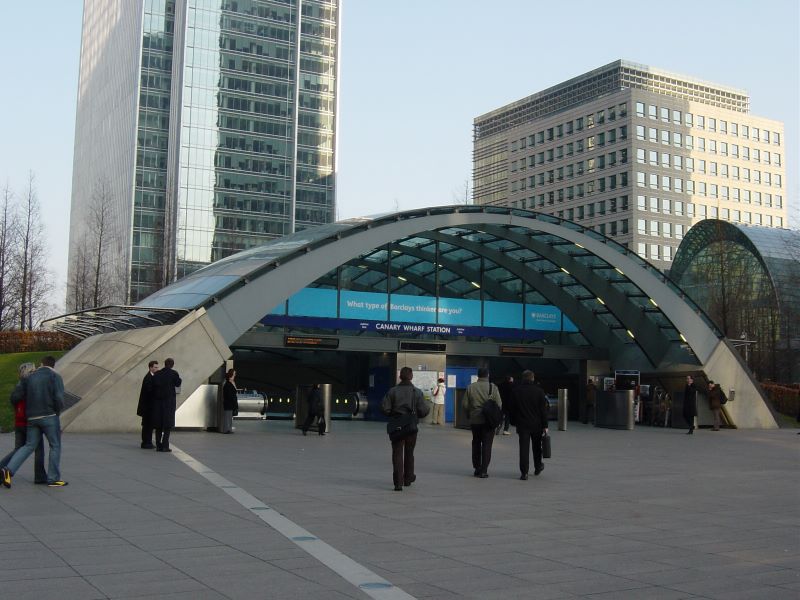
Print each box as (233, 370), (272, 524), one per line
(68, 0), (339, 305)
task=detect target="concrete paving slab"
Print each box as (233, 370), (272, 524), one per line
(0, 420), (797, 599)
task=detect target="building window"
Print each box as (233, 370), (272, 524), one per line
(663, 222), (671, 238)
(649, 105), (657, 119)
(637, 172), (645, 187)
(708, 118), (716, 132)
(637, 243), (646, 258)
(650, 221), (658, 236)
(661, 130), (670, 145)
(673, 155), (683, 170)
(649, 197), (658, 212)
(697, 115), (705, 129)
(730, 123), (738, 136)
(675, 224), (684, 239)
(636, 102), (645, 117)
(719, 120), (727, 134)
(663, 246), (672, 262)
(636, 125), (645, 140)
(662, 199), (671, 214)
(649, 244), (659, 260)
(709, 206), (718, 218)
(674, 178), (683, 193)
(637, 195), (646, 210)
(649, 150), (657, 165)
(648, 128), (657, 143)
(660, 107), (669, 122)
(685, 113), (693, 127)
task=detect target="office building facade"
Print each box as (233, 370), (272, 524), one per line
(473, 60), (787, 268)
(68, 0), (339, 305)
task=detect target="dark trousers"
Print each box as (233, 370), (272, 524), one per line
(471, 424), (494, 474)
(141, 419), (154, 446)
(155, 428), (171, 450)
(517, 428), (543, 475)
(391, 432), (417, 487)
(496, 410), (511, 434)
(301, 412), (325, 434)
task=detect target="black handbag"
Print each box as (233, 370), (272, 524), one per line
(541, 432), (552, 459)
(387, 394), (419, 442)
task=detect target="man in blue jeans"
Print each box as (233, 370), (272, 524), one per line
(1, 356), (68, 488)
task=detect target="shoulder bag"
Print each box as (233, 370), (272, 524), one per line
(387, 391), (419, 442)
(481, 383), (503, 429)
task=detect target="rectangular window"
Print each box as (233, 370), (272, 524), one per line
(698, 182), (707, 196)
(697, 115), (705, 129)
(708, 206), (718, 218)
(650, 221), (658, 236)
(674, 178), (683, 193)
(637, 172), (645, 187)
(649, 105), (657, 119)
(537, 131), (545, 144)
(649, 197), (658, 212)
(672, 110), (682, 125)
(566, 142), (574, 156)
(660, 107), (669, 122)
(673, 155), (683, 170)
(649, 150), (658, 165)
(686, 180), (695, 194)
(720, 142), (728, 156)
(731, 123), (738, 136)
(636, 125), (645, 140)
(649, 174), (658, 189)
(753, 148), (760, 162)
(685, 157), (694, 172)
(719, 120), (727, 134)
(596, 110), (605, 125)
(622, 219), (629, 234)
(661, 176), (671, 191)
(753, 213), (761, 225)
(663, 246), (672, 262)
(685, 113), (693, 127)
(764, 172), (771, 185)
(673, 132), (682, 147)
(674, 201), (683, 216)
(576, 117), (583, 131)
(721, 164), (728, 178)
(649, 128), (657, 143)
(763, 151), (770, 165)
(753, 170), (760, 184)
(608, 105), (616, 121)
(698, 160), (706, 174)
(661, 130), (670, 145)
(663, 222), (671, 238)
(557, 124), (564, 138)
(774, 132), (780, 145)
(708, 118), (716, 132)
(709, 140), (717, 154)
(687, 203), (695, 217)
(661, 153), (670, 168)
(743, 212), (751, 224)
(662, 198), (671, 214)
(586, 114), (594, 128)
(649, 244), (659, 260)
(710, 162), (718, 176)
(710, 184), (718, 198)
(697, 138), (705, 152)
(685, 135), (693, 150)
(732, 209), (740, 222)
(637, 243), (646, 258)
(733, 187), (740, 201)
(721, 186), (729, 199)
(675, 223), (684, 239)
(721, 208), (729, 220)
(742, 125), (749, 138)
(752, 127), (760, 142)
(637, 195), (646, 210)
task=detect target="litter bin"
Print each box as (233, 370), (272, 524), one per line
(595, 390), (635, 430)
(557, 389), (568, 431)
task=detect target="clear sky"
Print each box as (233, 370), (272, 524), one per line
(1, 0), (798, 313)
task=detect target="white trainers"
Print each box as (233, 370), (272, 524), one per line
(502, 430), (511, 435)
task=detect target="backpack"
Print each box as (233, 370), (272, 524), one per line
(481, 384), (503, 429)
(720, 391), (727, 405)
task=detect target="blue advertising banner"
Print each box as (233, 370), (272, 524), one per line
(389, 294), (437, 323)
(524, 304), (562, 331)
(437, 297), (481, 326)
(340, 290), (388, 320)
(288, 288), (337, 318)
(484, 300), (523, 329)
(563, 314), (579, 332)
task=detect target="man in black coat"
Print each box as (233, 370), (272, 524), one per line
(496, 376), (514, 435)
(136, 360), (159, 449)
(510, 370), (549, 480)
(683, 375), (698, 434)
(151, 358), (182, 452)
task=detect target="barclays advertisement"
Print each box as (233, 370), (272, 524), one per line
(265, 288), (579, 336)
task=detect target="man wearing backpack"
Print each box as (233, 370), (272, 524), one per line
(510, 370), (549, 479)
(463, 368), (501, 478)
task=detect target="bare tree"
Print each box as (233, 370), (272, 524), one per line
(452, 178), (472, 205)
(0, 183), (17, 328)
(14, 172), (41, 330)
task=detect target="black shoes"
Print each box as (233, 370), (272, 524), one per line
(157, 447), (172, 452)
(473, 469), (480, 477)
(393, 485), (403, 491)
(534, 464), (544, 476)
(141, 443), (155, 449)
(686, 429), (693, 435)
(520, 474), (528, 480)
(478, 472), (489, 479)
(403, 474), (416, 487)
(302, 430), (307, 436)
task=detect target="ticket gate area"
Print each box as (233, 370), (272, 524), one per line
(234, 389), (367, 421)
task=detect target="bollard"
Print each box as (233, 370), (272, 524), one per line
(320, 383), (332, 434)
(557, 388), (568, 431)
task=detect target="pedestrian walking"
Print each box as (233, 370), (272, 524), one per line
(381, 367), (429, 491)
(137, 360), (159, 448)
(0, 362), (47, 483)
(462, 368), (500, 478)
(1, 356), (68, 488)
(497, 375), (514, 435)
(510, 370), (549, 479)
(707, 381), (724, 431)
(151, 358), (181, 452)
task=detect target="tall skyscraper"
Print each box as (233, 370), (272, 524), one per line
(68, 0), (339, 305)
(473, 60), (787, 268)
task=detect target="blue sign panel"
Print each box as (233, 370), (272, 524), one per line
(484, 300), (523, 329)
(288, 288), (338, 318)
(340, 290), (388, 320)
(437, 297), (481, 326)
(269, 301), (286, 315)
(525, 304), (562, 331)
(389, 294), (437, 324)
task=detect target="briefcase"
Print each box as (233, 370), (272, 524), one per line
(541, 432), (552, 459)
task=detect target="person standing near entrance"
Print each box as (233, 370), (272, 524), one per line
(151, 358), (181, 452)
(381, 367), (429, 491)
(497, 375), (514, 435)
(431, 377), (446, 425)
(583, 379), (597, 424)
(137, 361), (159, 448)
(707, 380), (723, 431)
(683, 375), (698, 434)
(463, 368), (500, 478)
(1, 356), (67, 488)
(510, 370), (548, 479)
(301, 384), (326, 436)
(221, 369), (238, 434)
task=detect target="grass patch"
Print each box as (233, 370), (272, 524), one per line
(0, 351), (67, 433)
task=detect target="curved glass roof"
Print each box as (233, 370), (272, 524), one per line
(672, 220), (800, 317)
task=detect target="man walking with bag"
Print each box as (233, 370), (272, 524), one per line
(510, 370), (548, 480)
(381, 367), (429, 491)
(463, 368), (501, 478)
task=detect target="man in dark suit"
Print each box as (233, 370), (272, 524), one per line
(510, 370), (549, 480)
(151, 358), (182, 452)
(137, 360), (159, 449)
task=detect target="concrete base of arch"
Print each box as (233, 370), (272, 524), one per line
(58, 309), (231, 433)
(702, 340), (778, 429)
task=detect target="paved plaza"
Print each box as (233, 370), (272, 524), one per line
(0, 419), (798, 599)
